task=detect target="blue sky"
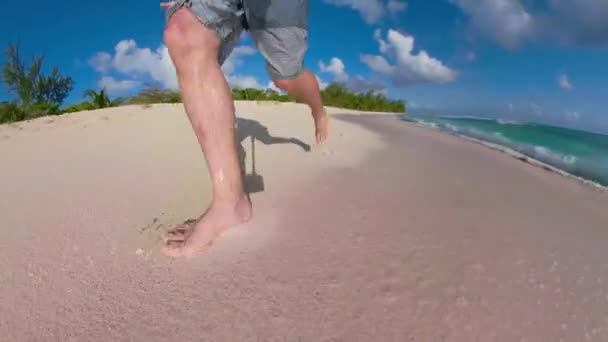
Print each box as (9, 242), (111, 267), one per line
(2, 0), (607, 133)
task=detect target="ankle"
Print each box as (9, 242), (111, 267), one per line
(312, 107), (327, 119)
(211, 193), (249, 211)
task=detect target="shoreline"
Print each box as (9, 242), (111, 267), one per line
(404, 117), (608, 192)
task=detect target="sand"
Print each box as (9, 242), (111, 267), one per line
(1, 101), (607, 341)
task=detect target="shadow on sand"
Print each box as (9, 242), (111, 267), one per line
(236, 117), (310, 194)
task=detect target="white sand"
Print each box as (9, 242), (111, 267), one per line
(1, 101), (607, 341)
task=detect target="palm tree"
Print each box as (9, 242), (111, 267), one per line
(84, 89), (112, 109)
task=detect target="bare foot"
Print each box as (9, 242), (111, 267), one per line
(162, 194), (252, 258)
(314, 110), (329, 144)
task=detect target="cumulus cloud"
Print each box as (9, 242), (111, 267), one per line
(317, 57), (385, 93)
(319, 58), (349, 82)
(361, 29), (457, 86)
(89, 40), (178, 91)
(90, 40), (266, 92)
(266, 81), (283, 93)
(387, 0), (407, 14)
(558, 74), (574, 90)
(347, 76), (386, 94)
(324, 0), (408, 24)
(222, 46), (257, 75)
(220, 46), (265, 89)
(450, 0), (608, 47)
(228, 76), (264, 90)
(324, 0), (385, 24)
(112, 40), (178, 90)
(98, 76), (141, 95)
(542, 0), (608, 45)
(316, 76), (329, 90)
(360, 55), (393, 74)
(449, 0), (534, 49)
(89, 52), (113, 73)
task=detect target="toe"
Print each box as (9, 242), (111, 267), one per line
(162, 242), (208, 259)
(162, 227), (191, 243)
(161, 241), (186, 257)
(163, 232), (187, 243)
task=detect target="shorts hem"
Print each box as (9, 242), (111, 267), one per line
(165, 0), (225, 41)
(269, 68), (306, 80)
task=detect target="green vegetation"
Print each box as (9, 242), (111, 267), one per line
(83, 89), (123, 109)
(321, 83), (405, 112)
(63, 89), (124, 113)
(124, 87), (181, 105)
(232, 88), (293, 102)
(231, 83), (406, 113)
(1, 43), (74, 123)
(1, 42), (405, 125)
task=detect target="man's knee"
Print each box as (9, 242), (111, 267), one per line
(164, 9), (218, 55)
(273, 78), (294, 92)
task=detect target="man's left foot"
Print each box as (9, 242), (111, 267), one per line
(314, 111), (329, 144)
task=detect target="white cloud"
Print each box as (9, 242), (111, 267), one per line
(566, 110), (581, 120)
(558, 74), (574, 90)
(324, 0), (385, 24)
(374, 29), (390, 54)
(449, 0), (534, 49)
(227, 75), (263, 90)
(348, 76), (386, 94)
(222, 46), (257, 75)
(266, 81), (284, 93)
(98, 76), (141, 95)
(221, 45), (264, 89)
(112, 40), (178, 90)
(451, 0), (608, 47)
(317, 57), (385, 93)
(89, 40), (178, 90)
(361, 29), (457, 86)
(543, 0), (608, 45)
(89, 52), (113, 73)
(319, 57), (349, 82)
(90, 39), (264, 92)
(387, 0), (407, 14)
(360, 55), (394, 74)
(316, 76), (329, 90)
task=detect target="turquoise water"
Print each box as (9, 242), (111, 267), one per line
(404, 115), (608, 187)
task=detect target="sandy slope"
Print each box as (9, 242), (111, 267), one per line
(1, 102), (607, 341)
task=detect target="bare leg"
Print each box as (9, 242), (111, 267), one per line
(162, 8), (251, 258)
(274, 70), (329, 144)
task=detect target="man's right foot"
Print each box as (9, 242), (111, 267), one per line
(162, 194), (252, 258)
(314, 110), (330, 144)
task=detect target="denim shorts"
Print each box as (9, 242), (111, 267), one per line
(166, 0), (309, 80)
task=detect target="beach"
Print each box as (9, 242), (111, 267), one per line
(1, 101), (607, 341)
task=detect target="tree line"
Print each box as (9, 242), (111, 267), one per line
(1, 43), (406, 124)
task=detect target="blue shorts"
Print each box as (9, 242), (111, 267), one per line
(166, 0), (309, 80)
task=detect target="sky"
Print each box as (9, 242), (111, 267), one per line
(1, 0), (607, 133)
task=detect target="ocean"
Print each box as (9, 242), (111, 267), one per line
(403, 115), (608, 187)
